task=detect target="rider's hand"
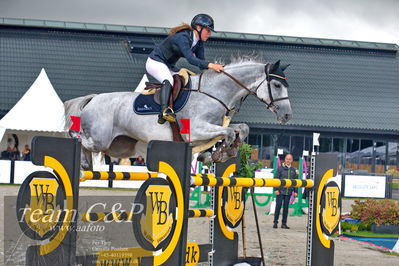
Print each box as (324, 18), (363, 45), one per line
(275, 190), (280, 196)
(208, 63), (224, 72)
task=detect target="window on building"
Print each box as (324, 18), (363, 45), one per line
(248, 134), (261, 161)
(277, 134), (290, 154)
(359, 139), (373, 173)
(346, 139), (360, 171)
(260, 134), (275, 168)
(304, 136), (313, 152)
(332, 138), (345, 174)
(290, 136), (304, 169)
(319, 137), (332, 152)
(290, 136), (304, 160)
(387, 142), (399, 171)
(375, 141), (386, 174)
(248, 134), (259, 146)
(333, 138), (344, 153)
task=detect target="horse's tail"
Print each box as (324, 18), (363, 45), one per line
(64, 94), (97, 130)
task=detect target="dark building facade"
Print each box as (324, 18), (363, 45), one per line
(1, 18), (398, 174)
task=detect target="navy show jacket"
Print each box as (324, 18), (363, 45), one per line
(149, 30), (209, 70)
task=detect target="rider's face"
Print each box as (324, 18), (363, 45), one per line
(196, 26), (212, 41)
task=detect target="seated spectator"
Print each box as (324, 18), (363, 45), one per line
(133, 155), (146, 166)
(4, 145), (13, 159)
(1, 150), (9, 159)
(23, 144), (31, 161)
(11, 147), (20, 160)
(2, 146), (19, 160)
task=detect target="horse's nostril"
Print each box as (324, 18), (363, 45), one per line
(285, 114), (290, 120)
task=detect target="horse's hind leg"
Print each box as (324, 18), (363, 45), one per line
(81, 146), (93, 170)
(229, 123), (249, 142)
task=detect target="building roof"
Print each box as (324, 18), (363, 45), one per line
(0, 18), (398, 136)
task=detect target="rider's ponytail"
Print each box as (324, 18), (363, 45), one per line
(169, 23), (193, 35)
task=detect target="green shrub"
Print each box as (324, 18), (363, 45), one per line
(341, 222), (352, 231)
(357, 222), (371, 231)
(351, 199), (399, 226)
(236, 144), (262, 178)
(350, 224), (359, 231)
(341, 221), (371, 232)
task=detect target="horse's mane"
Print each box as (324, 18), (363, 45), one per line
(202, 55), (265, 78)
(226, 55), (264, 68)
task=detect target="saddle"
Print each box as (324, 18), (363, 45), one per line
(143, 68), (194, 106)
(139, 68), (195, 143)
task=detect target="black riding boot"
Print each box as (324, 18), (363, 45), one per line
(158, 80), (176, 124)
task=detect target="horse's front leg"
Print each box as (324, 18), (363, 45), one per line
(229, 123), (250, 142)
(193, 123), (236, 164)
(203, 124), (249, 163)
(191, 123), (236, 147)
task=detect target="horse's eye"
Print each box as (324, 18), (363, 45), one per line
(274, 83), (281, 89)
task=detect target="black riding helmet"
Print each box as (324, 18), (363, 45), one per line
(191, 14), (215, 32)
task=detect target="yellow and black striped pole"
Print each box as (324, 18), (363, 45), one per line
(80, 171), (158, 182)
(188, 209), (214, 218)
(191, 173), (314, 188)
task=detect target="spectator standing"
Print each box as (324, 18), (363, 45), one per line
(273, 153), (298, 229)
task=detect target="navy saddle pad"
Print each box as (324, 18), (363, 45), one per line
(133, 89), (191, 115)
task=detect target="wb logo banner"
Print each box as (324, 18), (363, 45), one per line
(134, 178), (177, 251)
(321, 181), (341, 236)
(16, 172), (66, 240)
(223, 186), (245, 228)
(25, 178), (62, 237)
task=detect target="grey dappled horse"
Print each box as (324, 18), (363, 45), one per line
(64, 59), (292, 170)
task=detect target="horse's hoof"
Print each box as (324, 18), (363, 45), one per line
(197, 153), (205, 162)
(198, 152), (213, 164)
(211, 151), (223, 162)
(227, 147), (238, 157)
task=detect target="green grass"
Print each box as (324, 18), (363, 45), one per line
(341, 231), (399, 238)
(392, 182), (399, 189)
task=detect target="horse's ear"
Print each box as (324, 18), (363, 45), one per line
(272, 60), (281, 71)
(281, 64), (290, 71)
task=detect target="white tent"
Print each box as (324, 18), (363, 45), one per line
(0, 68), (66, 151)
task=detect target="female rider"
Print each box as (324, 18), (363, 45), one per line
(146, 14), (224, 124)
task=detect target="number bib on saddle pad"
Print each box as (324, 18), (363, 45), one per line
(133, 89), (191, 115)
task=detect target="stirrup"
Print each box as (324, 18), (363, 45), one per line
(158, 114), (166, 124)
(162, 107), (176, 122)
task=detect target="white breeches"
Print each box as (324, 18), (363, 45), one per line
(145, 57), (175, 85)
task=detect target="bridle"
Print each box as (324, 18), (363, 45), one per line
(190, 64), (289, 114)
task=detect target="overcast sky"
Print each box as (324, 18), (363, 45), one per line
(1, 0), (398, 45)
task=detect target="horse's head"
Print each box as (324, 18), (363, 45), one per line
(255, 60), (292, 124)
